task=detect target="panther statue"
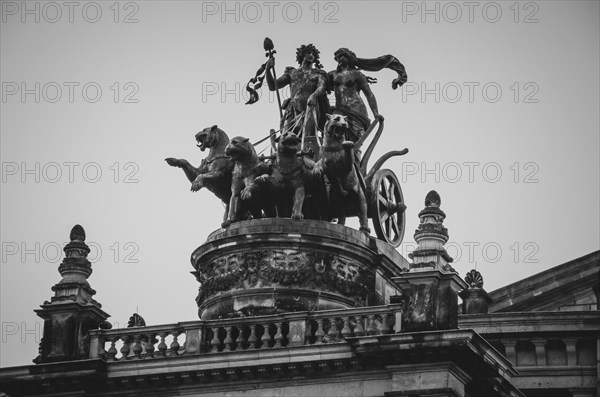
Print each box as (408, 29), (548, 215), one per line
(314, 114), (370, 234)
(165, 125), (234, 222)
(251, 131), (323, 220)
(223, 136), (274, 227)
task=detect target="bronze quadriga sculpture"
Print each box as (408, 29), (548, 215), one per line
(166, 39), (410, 318)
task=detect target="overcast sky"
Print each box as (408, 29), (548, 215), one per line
(1, 0), (598, 367)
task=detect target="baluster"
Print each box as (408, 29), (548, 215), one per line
(236, 325), (247, 350)
(341, 317), (352, 339)
(315, 318), (325, 344)
(260, 323), (272, 348)
(106, 337), (118, 361)
(305, 320), (313, 344)
(367, 314), (378, 335)
(120, 336), (131, 360)
(210, 327), (221, 352)
(381, 313), (392, 334)
(169, 331), (181, 357)
(145, 333), (156, 358)
(223, 326), (234, 352)
(324, 318), (336, 342)
(273, 322), (284, 348)
(248, 324), (258, 349)
(156, 333), (168, 357)
(132, 335), (143, 359)
(354, 316), (365, 336)
(327, 318), (341, 342)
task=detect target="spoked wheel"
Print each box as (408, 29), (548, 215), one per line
(370, 169), (406, 247)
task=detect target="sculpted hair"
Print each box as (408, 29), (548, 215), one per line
(296, 44), (323, 69)
(334, 48), (359, 71)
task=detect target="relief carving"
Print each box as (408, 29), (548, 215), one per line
(195, 249), (373, 306)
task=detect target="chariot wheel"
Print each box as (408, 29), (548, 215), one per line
(369, 169), (406, 247)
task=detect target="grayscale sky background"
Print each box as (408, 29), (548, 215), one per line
(1, 0), (598, 367)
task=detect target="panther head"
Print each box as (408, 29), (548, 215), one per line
(195, 125), (226, 152)
(278, 131), (300, 155)
(324, 114), (349, 140)
(225, 136), (257, 162)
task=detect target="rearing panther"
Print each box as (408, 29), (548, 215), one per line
(165, 125), (234, 221)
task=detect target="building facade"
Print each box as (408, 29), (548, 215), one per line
(0, 194), (598, 397)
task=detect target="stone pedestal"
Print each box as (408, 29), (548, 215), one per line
(191, 219), (409, 319)
(459, 288), (492, 314)
(35, 303), (108, 362)
(393, 269), (466, 331)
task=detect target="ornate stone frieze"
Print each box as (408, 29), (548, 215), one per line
(194, 249), (373, 307)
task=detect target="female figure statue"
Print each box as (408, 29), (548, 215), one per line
(329, 48), (407, 141)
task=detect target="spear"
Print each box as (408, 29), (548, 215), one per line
(264, 37), (283, 120)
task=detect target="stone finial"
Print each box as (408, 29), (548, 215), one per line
(424, 190), (441, 207)
(459, 269), (492, 314)
(408, 190), (453, 271)
(464, 269), (484, 288)
(34, 225), (110, 363)
(127, 313), (146, 328)
(55, 225), (94, 302)
(70, 224), (86, 241)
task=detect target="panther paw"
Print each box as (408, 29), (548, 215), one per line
(312, 163), (324, 175)
(342, 141), (355, 150)
(255, 174), (269, 184)
(191, 176), (204, 191)
(240, 187), (252, 200)
(165, 158), (182, 167)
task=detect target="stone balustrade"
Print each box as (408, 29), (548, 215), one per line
(88, 304), (402, 361)
(459, 312), (599, 368)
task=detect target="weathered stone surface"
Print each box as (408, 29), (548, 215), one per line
(459, 288), (492, 314)
(0, 329), (522, 397)
(192, 219), (409, 319)
(394, 270), (466, 331)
